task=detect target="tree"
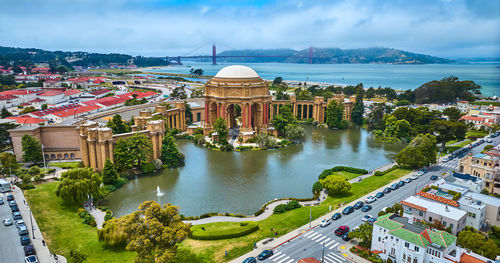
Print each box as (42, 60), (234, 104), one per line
(271, 104), (296, 135)
(457, 228), (500, 260)
(325, 100), (347, 129)
(41, 104), (48, 110)
(273, 77), (283, 85)
(255, 133), (278, 148)
(21, 135), (43, 164)
(106, 114), (130, 134)
(348, 222), (373, 249)
(1, 107), (12, 118)
(396, 134), (438, 169)
(0, 152), (20, 174)
(20, 106), (36, 114)
(431, 120), (467, 149)
(414, 76), (481, 104)
(365, 87), (375, 100)
(113, 134), (153, 171)
(320, 175), (351, 195)
(190, 68), (203, 76)
(102, 159), (119, 185)
(98, 201), (191, 263)
(184, 102), (192, 124)
(367, 103), (391, 131)
(55, 168), (102, 204)
(212, 117), (228, 144)
(443, 107), (463, 122)
(0, 122), (17, 150)
(284, 124), (305, 143)
(190, 88), (204, 98)
(343, 85), (356, 96)
(351, 90), (365, 125)
(170, 86), (187, 100)
(312, 181), (322, 196)
(160, 133), (185, 168)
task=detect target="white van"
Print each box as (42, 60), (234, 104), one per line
(0, 179), (11, 193)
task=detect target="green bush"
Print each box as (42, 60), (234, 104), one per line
(273, 200), (301, 214)
(246, 138), (256, 143)
(422, 187), (430, 192)
(431, 185), (439, 190)
(374, 171), (383, 176)
(193, 127), (204, 135)
(318, 166), (368, 180)
(190, 222), (259, 240)
(236, 146), (254, 151)
(373, 166), (399, 177)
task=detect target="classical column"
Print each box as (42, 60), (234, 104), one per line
(242, 104), (247, 128)
(108, 141), (114, 163)
(293, 103), (297, 116)
(222, 104), (226, 123)
(204, 102), (209, 124)
(88, 140), (96, 170)
(277, 105), (280, 116)
(248, 104), (252, 129)
(99, 141), (107, 171)
(262, 103), (266, 125)
(216, 103), (220, 119)
(80, 135), (89, 167)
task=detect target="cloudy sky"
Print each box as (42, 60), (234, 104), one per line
(0, 0), (498, 58)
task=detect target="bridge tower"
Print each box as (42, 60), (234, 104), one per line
(212, 44), (217, 65)
(308, 47), (313, 64)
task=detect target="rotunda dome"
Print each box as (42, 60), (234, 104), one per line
(214, 65), (260, 79)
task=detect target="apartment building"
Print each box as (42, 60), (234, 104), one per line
(459, 152), (500, 194)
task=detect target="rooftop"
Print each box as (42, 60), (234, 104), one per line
(214, 65), (260, 79)
(463, 192), (500, 207)
(402, 196), (465, 220)
(416, 191), (460, 207)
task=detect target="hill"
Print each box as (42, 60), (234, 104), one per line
(214, 47), (451, 64)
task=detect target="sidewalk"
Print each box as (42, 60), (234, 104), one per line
(338, 242), (371, 263)
(12, 185), (67, 263)
(230, 169), (417, 263)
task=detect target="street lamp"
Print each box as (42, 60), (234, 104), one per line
(41, 144), (47, 170)
(309, 206), (312, 228)
(27, 204), (35, 239)
(322, 243), (325, 263)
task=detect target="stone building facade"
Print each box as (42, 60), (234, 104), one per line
(459, 152), (500, 194)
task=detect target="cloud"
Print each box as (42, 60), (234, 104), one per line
(0, 0), (498, 58)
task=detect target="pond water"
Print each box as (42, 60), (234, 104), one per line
(105, 126), (405, 217)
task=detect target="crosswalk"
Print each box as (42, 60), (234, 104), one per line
(323, 252), (348, 263)
(267, 251), (296, 263)
(439, 163), (456, 169)
(303, 230), (341, 250)
(267, 250), (347, 263)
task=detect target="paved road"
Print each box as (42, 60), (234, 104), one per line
(0, 192), (28, 263)
(251, 135), (499, 263)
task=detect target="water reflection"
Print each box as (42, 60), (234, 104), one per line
(106, 126), (405, 217)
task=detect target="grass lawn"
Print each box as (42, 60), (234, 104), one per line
(48, 161), (82, 169)
(24, 183), (136, 263)
(176, 168), (411, 263)
(466, 130), (489, 139)
(330, 171), (363, 181)
(439, 139), (473, 156)
(472, 101), (500, 107)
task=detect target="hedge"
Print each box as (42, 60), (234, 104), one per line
(318, 166), (368, 180)
(190, 222), (259, 240)
(374, 165), (399, 176)
(273, 200), (301, 214)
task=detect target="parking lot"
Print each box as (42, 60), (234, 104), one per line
(0, 192), (29, 263)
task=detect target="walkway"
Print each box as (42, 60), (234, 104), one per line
(85, 205), (106, 229)
(12, 185), (67, 263)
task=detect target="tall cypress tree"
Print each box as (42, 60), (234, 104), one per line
(102, 158), (119, 185)
(351, 90), (365, 125)
(160, 133), (185, 168)
(21, 135), (43, 164)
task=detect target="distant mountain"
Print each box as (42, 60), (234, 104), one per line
(213, 47), (452, 64)
(0, 46), (169, 68)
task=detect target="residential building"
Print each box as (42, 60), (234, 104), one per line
(459, 152), (500, 194)
(443, 172), (485, 193)
(371, 213), (462, 263)
(400, 196), (467, 235)
(39, 90), (65, 104)
(461, 192), (500, 227)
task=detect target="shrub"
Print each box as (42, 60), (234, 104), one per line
(422, 187), (430, 192)
(273, 200), (301, 214)
(312, 181), (323, 195)
(190, 222), (259, 240)
(246, 138), (256, 143)
(431, 185), (439, 190)
(69, 250), (87, 263)
(193, 127), (204, 135)
(374, 171), (383, 176)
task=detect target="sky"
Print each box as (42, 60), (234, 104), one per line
(0, 0), (499, 58)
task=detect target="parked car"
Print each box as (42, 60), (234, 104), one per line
(390, 183), (399, 190)
(375, 192), (384, 198)
(20, 235), (31, 246)
(442, 157), (449, 162)
(362, 215), (373, 222)
(18, 225), (28, 236)
(331, 213), (341, 220)
(3, 218), (13, 226)
(7, 194), (14, 201)
(411, 174), (419, 180)
(320, 218), (332, 227)
(342, 206), (354, 215)
(341, 233), (351, 241)
(368, 217), (377, 225)
(8, 200), (16, 207)
(13, 211), (22, 220)
(16, 219), (25, 228)
(361, 205), (372, 212)
(383, 187), (391, 194)
(486, 138), (493, 143)
(23, 245), (35, 256)
(430, 175), (438, 180)
(335, 225), (350, 236)
(397, 181), (405, 187)
(242, 257), (256, 263)
(11, 205), (19, 212)
(25, 255), (38, 263)
(353, 201), (364, 209)
(257, 250), (273, 260)
(0, 197), (3, 205)
(365, 196), (376, 203)
(404, 178), (412, 184)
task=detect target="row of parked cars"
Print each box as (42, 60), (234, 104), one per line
(1, 193), (39, 263)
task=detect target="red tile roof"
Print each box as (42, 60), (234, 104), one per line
(84, 96), (127, 107)
(29, 98), (46, 103)
(47, 104), (101, 118)
(416, 191), (459, 207)
(6, 116), (46, 124)
(458, 253), (487, 263)
(63, 89), (82, 96)
(461, 116), (484, 122)
(0, 94), (18, 100)
(39, 90), (64, 97)
(400, 200), (428, 212)
(0, 90), (39, 96)
(90, 89), (110, 96)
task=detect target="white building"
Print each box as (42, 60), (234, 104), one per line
(461, 192), (500, 227)
(443, 172), (485, 193)
(372, 213), (461, 263)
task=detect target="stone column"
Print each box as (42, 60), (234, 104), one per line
(108, 141), (114, 163)
(99, 141), (107, 171)
(204, 102), (209, 125)
(80, 135), (89, 167)
(277, 105), (280, 116)
(248, 104), (252, 129)
(216, 103), (220, 119)
(88, 140), (96, 171)
(306, 105), (310, 119)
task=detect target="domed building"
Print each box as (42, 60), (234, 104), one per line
(204, 65), (272, 137)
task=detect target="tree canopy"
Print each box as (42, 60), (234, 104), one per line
(55, 168), (102, 204)
(106, 114), (130, 134)
(98, 200), (191, 263)
(414, 76), (481, 104)
(113, 133), (153, 171)
(457, 227), (500, 260)
(325, 100), (347, 129)
(271, 104), (297, 135)
(160, 133), (185, 168)
(212, 117), (228, 144)
(320, 175), (351, 195)
(348, 222), (373, 249)
(351, 89), (365, 125)
(396, 134), (438, 169)
(21, 135), (43, 164)
(284, 123), (305, 143)
(102, 159), (119, 185)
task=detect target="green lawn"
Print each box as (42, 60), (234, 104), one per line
(466, 130), (489, 139)
(24, 183), (135, 263)
(177, 168), (411, 263)
(330, 171), (363, 181)
(471, 101), (500, 107)
(48, 161), (82, 169)
(439, 139), (473, 156)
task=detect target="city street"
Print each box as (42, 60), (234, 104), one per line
(0, 192), (27, 263)
(256, 136), (498, 263)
